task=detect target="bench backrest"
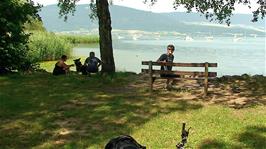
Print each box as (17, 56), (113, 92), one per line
(141, 61), (218, 78)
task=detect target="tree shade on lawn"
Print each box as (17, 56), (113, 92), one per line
(0, 72), (265, 148)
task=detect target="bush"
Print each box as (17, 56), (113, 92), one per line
(28, 31), (73, 61)
(0, 0), (40, 71)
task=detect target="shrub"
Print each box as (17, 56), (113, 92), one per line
(0, 0), (40, 71)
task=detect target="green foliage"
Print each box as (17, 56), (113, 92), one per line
(58, 34), (99, 44)
(146, 0), (266, 25)
(58, 0), (98, 20)
(28, 31), (73, 61)
(0, 0), (40, 71)
(26, 31), (98, 64)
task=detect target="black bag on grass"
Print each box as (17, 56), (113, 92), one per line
(105, 135), (146, 149)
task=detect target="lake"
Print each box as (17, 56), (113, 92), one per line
(72, 34), (265, 76)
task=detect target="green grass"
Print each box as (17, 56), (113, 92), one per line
(27, 32), (98, 62)
(28, 31), (73, 61)
(58, 34), (99, 44)
(0, 72), (265, 149)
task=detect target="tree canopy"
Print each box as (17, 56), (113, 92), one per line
(0, 0), (40, 71)
(146, 0), (265, 25)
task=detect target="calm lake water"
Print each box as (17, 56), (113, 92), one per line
(73, 35), (266, 76)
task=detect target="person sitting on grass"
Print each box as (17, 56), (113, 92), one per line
(52, 55), (74, 75)
(157, 44), (179, 90)
(84, 52), (102, 73)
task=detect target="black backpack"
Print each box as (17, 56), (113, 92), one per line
(105, 135), (146, 149)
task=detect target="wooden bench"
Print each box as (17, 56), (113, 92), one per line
(141, 61), (218, 96)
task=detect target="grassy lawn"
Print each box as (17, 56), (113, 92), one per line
(0, 72), (265, 149)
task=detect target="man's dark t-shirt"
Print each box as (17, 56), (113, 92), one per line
(157, 53), (174, 71)
(157, 53), (178, 78)
(84, 57), (101, 72)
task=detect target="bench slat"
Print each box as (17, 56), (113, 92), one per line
(141, 69), (217, 77)
(142, 61), (217, 67)
(154, 77), (217, 80)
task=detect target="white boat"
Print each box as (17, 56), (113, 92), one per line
(117, 36), (124, 39)
(233, 35), (242, 42)
(154, 35), (160, 40)
(132, 34), (142, 40)
(132, 35), (138, 40)
(205, 36), (214, 41)
(185, 36), (193, 41)
(250, 34), (257, 38)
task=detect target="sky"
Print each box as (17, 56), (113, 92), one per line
(32, 0), (259, 14)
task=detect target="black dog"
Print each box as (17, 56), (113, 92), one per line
(0, 67), (11, 75)
(73, 58), (87, 75)
(105, 135), (146, 149)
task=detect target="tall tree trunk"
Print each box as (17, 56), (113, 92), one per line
(96, 0), (115, 73)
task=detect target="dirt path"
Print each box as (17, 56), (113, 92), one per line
(126, 74), (266, 109)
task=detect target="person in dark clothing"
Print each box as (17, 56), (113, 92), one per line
(53, 55), (74, 75)
(84, 52), (102, 73)
(157, 44), (178, 89)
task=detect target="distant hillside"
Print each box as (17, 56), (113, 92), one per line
(39, 4), (265, 35)
(162, 12), (265, 27)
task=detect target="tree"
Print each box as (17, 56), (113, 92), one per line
(0, 0), (40, 71)
(145, 0), (265, 25)
(59, 0), (115, 73)
(95, 0), (115, 72)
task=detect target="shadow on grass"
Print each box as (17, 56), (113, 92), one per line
(198, 125), (266, 149)
(198, 139), (226, 149)
(0, 73), (203, 148)
(237, 126), (266, 149)
(208, 74), (266, 108)
(154, 74), (266, 109)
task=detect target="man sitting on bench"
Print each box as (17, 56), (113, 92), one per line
(157, 44), (179, 90)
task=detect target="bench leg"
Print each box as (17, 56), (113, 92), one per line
(152, 77), (156, 84)
(204, 78), (208, 97)
(150, 77), (155, 93)
(204, 62), (209, 97)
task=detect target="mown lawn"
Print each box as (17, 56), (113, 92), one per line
(0, 72), (265, 149)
